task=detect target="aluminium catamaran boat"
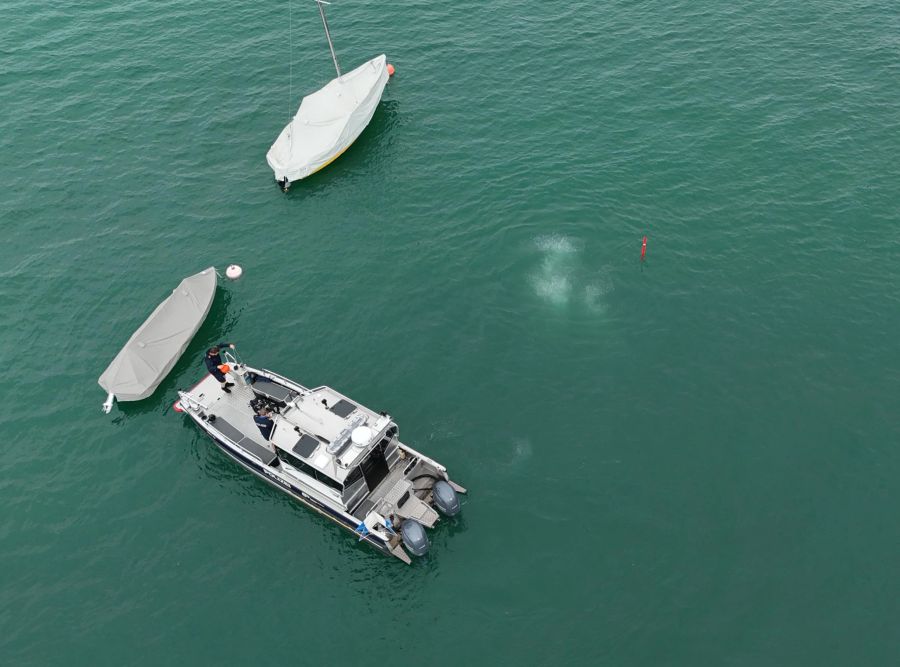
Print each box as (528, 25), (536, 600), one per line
(175, 352), (467, 562)
(266, 0), (390, 191)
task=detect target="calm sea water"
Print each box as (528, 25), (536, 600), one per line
(2, 0), (899, 664)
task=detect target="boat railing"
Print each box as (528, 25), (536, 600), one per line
(258, 367), (312, 394)
(177, 390), (210, 413)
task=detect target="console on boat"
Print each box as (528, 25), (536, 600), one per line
(176, 352), (466, 563)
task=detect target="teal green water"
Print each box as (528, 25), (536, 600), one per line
(3, 0), (900, 663)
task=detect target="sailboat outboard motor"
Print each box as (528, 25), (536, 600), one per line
(432, 480), (460, 516)
(279, 176), (290, 193)
(401, 520), (429, 557)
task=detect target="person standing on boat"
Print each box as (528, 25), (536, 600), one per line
(205, 343), (235, 393)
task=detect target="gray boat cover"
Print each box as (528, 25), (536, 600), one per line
(98, 267), (217, 402)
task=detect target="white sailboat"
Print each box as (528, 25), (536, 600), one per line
(266, 1), (390, 191)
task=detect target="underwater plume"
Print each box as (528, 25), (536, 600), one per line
(531, 234), (580, 305)
(530, 235), (612, 313)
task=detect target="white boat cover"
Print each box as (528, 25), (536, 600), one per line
(98, 267), (217, 403)
(266, 54), (388, 183)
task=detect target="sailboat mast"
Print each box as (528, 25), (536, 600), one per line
(316, 0), (341, 78)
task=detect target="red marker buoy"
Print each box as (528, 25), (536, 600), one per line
(640, 236), (648, 262)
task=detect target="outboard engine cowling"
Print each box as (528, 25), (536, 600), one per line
(401, 520), (429, 557)
(432, 480), (460, 516)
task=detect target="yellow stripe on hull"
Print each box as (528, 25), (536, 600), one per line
(310, 143), (352, 176)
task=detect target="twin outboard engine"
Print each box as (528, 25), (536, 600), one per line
(400, 481), (461, 558)
(432, 481), (461, 516)
(401, 520), (429, 557)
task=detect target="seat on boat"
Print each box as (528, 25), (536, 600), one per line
(213, 417), (278, 466)
(251, 377), (294, 406)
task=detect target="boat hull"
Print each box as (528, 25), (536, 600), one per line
(195, 416), (394, 557)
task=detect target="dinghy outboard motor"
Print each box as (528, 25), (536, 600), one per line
(432, 480), (460, 516)
(401, 520), (429, 557)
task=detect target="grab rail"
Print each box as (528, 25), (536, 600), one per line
(177, 390), (210, 413)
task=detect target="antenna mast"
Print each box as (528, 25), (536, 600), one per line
(315, 0), (341, 77)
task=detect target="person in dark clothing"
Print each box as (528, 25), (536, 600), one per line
(205, 342), (235, 392)
(254, 408), (275, 441)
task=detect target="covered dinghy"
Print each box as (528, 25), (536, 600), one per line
(98, 267), (217, 413)
(266, 54), (388, 187)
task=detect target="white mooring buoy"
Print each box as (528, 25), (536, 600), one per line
(225, 264), (243, 280)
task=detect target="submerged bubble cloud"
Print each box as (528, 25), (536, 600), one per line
(529, 235), (613, 313)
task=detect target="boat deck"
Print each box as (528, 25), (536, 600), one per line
(193, 375), (273, 455)
(352, 463), (407, 519)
